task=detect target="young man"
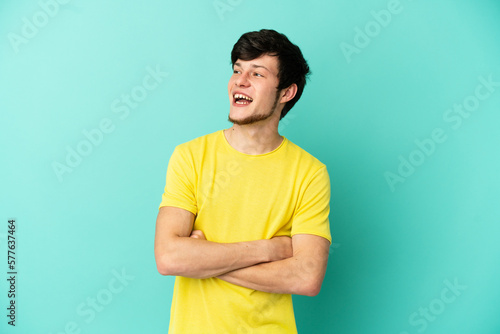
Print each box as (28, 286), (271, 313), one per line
(154, 29), (331, 333)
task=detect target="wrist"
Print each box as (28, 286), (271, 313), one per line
(245, 239), (272, 263)
(260, 239), (274, 263)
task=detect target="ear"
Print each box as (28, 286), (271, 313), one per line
(279, 83), (298, 103)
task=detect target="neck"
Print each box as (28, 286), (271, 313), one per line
(224, 123), (283, 155)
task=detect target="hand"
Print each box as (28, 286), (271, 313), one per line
(189, 229), (207, 240)
(268, 236), (293, 262)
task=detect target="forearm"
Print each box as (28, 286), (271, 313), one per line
(156, 237), (272, 279)
(217, 258), (300, 294)
(155, 207), (290, 279)
(218, 234), (330, 296)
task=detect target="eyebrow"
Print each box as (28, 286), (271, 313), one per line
(234, 62), (271, 73)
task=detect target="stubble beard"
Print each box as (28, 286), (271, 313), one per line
(228, 90), (281, 126)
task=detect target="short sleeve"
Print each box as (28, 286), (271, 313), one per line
(290, 166), (331, 243)
(158, 146), (198, 215)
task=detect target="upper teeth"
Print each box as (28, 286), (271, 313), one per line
(234, 94), (253, 101)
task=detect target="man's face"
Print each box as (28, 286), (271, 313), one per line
(227, 54), (283, 125)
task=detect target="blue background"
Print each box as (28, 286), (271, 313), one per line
(1, 0), (500, 333)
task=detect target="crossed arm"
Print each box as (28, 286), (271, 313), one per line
(154, 206), (330, 296)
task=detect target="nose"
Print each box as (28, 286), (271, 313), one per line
(235, 71), (250, 87)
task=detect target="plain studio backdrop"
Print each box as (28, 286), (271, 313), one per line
(1, 0), (500, 333)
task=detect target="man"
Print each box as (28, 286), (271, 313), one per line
(154, 29), (331, 333)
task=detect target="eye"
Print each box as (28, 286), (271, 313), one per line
(254, 72), (263, 77)
(233, 69), (241, 74)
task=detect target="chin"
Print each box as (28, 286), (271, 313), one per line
(228, 109), (249, 123)
(228, 115), (249, 126)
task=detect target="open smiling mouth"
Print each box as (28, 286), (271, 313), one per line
(234, 93), (254, 105)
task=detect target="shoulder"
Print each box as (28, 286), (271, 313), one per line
(167, 131), (222, 168)
(175, 130), (222, 153)
(284, 138), (327, 172)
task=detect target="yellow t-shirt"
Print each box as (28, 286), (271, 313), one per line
(159, 130), (331, 334)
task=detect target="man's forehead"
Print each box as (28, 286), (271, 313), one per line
(233, 56), (279, 74)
